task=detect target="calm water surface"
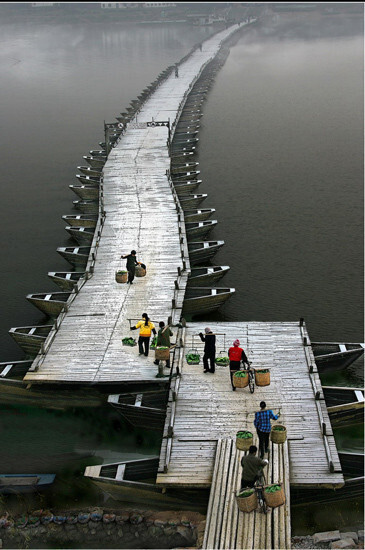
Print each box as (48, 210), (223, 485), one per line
(0, 12), (363, 533)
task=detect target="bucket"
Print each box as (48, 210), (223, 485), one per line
(236, 489), (258, 513)
(233, 371), (249, 388)
(236, 431), (253, 451)
(115, 271), (128, 283)
(255, 369), (270, 387)
(270, 425), (287, 444)
(263, 484), (285, 508)
(135, 265), (146, 277)
(155, 347), (170, 361)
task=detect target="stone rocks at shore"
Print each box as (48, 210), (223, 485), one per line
(292, 530), (364, 550)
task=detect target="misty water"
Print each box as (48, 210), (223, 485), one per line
(0, 9), (363, 535)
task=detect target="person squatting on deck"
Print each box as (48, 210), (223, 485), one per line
(154, 321), (173, 369)
(131, 313), (157, 357)
(254, 401), (280, 459)
(228, 339), (249, 391)
(240, 445), (268, 490)
(199, 328), (216, 373)
(120, 250), (141, 284)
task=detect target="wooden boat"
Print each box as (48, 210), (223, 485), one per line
(89, 150), (106, 158)
(171, 138), (199, 151)
(175, 118), (201, 128)
(323, 386), (364, 427)
(186, 220), (217, 240)
(84, 458), (209, 512)
(9, 325), (53, 356)
(172, 130), (199, 140)
(173, 126), (200, 136)
(75, 174), (101, 186)
(77, 166), (102, 177)
(73, 200), (99, 214)
(69, 185), (99, 201)
(188, 240), (225, 264)
(184, 208), (215, 222)
(179, 194), (207, 209)
(187, 266), (230, 286)
(83, 156), (106, 169)
(338, 452), (364, 478)
(108, 389), (169, 431)
(62, 214), (98, 228)
(48, 271), (85, 291)
(57, 246), (91, 267)
(0, 474), (56, 494)
(182, 287), (235, 315)
(65, 226), (95, 245)
(171, 170), (201, 181)
(311, 342), (364, 371)
(0, 360), (33, 379)
(173, 180), (201, 195)
(291, 477), (362, 506)
(170, 162), (199, 174)
(26, 292), (71, 318)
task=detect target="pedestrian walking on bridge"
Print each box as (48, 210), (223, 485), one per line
(131, 313), (157, 357)
(120, 250), (141, 284)
(254, 401), (280, 459)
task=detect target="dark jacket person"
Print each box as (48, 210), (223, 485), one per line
(121, 250), (140, 284)
(199, 327), (216, 374)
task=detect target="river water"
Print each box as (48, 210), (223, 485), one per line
(0, 8), (363, 535)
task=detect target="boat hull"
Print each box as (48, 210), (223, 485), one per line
(73, 200), (99, 214)
(65, 226), (95, 245)
(179, 195), (207, 209)
(0, 474), (56, 494)
(48, 272), (85, 291)
(57, 247), (91, 267)
(184, 209), (215, 222)
(26, 293), (71, 318)
(187, 266), (230, 286)
(9, 326), (53, 356)
(69, 185), (99, 201)
(182, 288), (235, 315)
(62, 215), (98, 228)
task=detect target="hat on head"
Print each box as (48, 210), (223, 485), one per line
(233, 339), (240, 346)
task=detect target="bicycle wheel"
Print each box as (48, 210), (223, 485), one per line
(248, 370), (255, 393)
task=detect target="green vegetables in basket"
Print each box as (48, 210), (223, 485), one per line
(237, 489), (254, 498)
(234, 371), (247, 377)
(186, 353), (200, 363)
(236, 430), (253, 439)
(122, 337), (137, 346)
(265, 485), (282, 493)
(215, 356), (229, 364)
(272, 426), (286, 431)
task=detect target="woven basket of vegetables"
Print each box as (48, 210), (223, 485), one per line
(115, 270), (128, 283)
(236, 489), (258, 513)
(236, 430), (253, 451)
(135, 265), (146, 277)
(185, 349), (200, 365)
(215, 354), (229, 367)
(270, 425), (287, 444)
(155, 346), (170, 361)
(255, 369), (270, 386)
(233, 371), (249, 388)
(122, 337), (137, 347)
(263, 484), (285, 508)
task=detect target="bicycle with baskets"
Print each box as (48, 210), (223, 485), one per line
(238, 361), (255, 394)
(254, 467), (267, 514)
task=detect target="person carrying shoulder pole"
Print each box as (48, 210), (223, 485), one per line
(199, 327), (216, 373)
(254, 401), (280, 459)
(120, 249), (141, 284)
(130, 313), (157, 357)
(154, 321), (173, 369)
(228, 339), (249, 391)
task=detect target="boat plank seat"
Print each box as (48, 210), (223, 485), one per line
(135, 394), (143, 407)
(116, 464), (126, 481)
(354, 390), (364, 402)
(84, 465), (102, 478)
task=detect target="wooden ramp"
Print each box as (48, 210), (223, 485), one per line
(202, 438), (291, 550)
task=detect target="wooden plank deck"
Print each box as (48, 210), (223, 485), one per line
(157, 321), (344, 488)
(24, 25), (241, 384)
(202, 438), (291, 550)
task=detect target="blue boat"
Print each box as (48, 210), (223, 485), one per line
(0, 474), (56, 494)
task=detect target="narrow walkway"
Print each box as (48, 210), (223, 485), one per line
(24, 25), (242, 384)
(202, 438), (291, 550)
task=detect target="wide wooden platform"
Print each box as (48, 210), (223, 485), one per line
(202, 438), (291, 550)
(157, 321), (344, 488)
(24, 25), (241, 384)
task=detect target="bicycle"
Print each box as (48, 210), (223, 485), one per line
(242, 361), (255, 394)
(254, 468), (267, 514)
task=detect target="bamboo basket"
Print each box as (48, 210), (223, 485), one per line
(135, 265), (146, 277)
(270, 425), (287, 444)
(115, 271), (128, 283)
(233, 372), (249, 388)
(236, 490), (258, 513)
(263, 484), (285, 508)
(155, 347), (170, 361)
(236, 431), (253, 451)
(255, 369), (270, 387)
